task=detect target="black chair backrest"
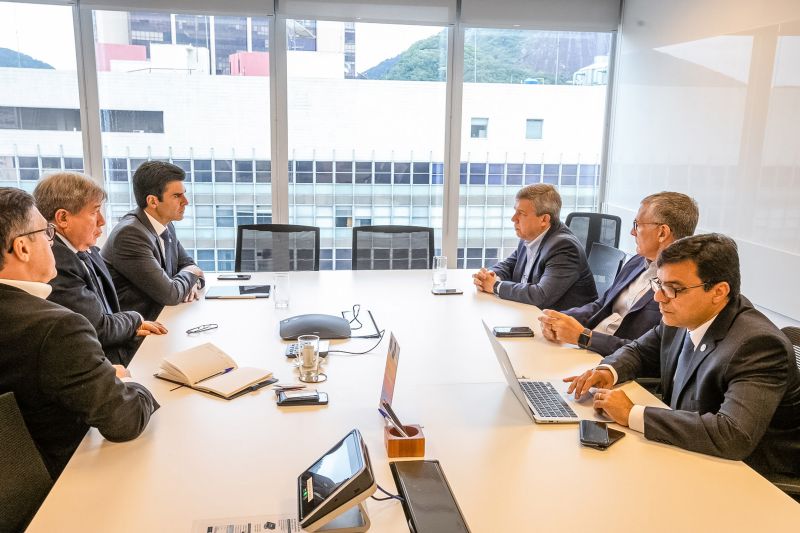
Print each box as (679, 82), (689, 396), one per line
(565, 212), (622, 256)
(0, 392), (53, 532)
(352, 225), (434, 270)
(781, 326), (800, 371)
(587, 242), (627, 298)
(235, 224), (320, 272)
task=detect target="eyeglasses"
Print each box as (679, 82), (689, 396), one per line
(649, 278), (706, 299)
(632, 220), (663, 232)
(7, 223), (56, 253)
(186, 323), (218, 334)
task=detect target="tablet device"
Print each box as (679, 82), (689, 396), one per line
(298, 429), (376, 531)
(205, 285), (270, 299)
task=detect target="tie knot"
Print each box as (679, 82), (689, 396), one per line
(76, 251), (89, 261)
(160, 229), (170, 242)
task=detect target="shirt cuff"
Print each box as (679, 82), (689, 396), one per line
(596, 364), (618, 385)
(628, 404), (646, 433)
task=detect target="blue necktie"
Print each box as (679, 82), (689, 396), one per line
(670, 332), (695, 409)
(77, 251), (112, 314)
(160, 229), (175, 274)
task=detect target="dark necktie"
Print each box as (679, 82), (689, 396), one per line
(670, 332), (695, 409)
(160, 229), (175, 274)
(77, 251), (112, 314)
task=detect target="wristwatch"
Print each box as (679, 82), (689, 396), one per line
(577, 328), (592, 349)
(493, 280), (501, 295)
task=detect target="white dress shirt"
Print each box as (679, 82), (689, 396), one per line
(0, 278), (52, 299)
(520, 228), (548, 282)
(144, 211), (167, 257)
(593, 260), (657, 335)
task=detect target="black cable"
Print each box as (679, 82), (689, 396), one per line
(344, 304), (364, 330)
(327, 329), (385, 355)
(370, 483), (404, 502)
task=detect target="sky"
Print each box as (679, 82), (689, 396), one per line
(0, 4), (442, 73)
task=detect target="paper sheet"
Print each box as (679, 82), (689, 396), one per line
(192, 513), (299, 532)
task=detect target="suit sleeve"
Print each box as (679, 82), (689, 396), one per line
(601, 323), (664, 382)
(49, 260), (141, 349)
(108, 225), (199, 306)
(490, 247), (519, 281)
(496, 239), (583, 307)
(642, 334), (789, 460)
(37, 313), (159, 442)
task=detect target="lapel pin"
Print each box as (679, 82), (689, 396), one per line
(700, 343), (707, 352)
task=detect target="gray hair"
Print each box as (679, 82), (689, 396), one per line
(0, 187), (37, 270)
(641, 191), (699, 240)
(33, 172), (107, 222)
(515, 184), (562, 224)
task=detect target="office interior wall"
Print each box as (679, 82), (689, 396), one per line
(606, 0), (800, 320)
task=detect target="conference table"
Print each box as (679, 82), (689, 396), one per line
(28, 270), (800, 532)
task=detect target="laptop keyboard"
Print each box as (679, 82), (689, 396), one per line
(519, 381), (578, 419)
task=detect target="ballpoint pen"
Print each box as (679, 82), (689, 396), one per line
(379, 404), (409, 438)
(195, 367), (234, 384)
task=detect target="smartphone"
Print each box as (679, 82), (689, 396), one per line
(431, 288), (463, 295)
(217, 274), (251, 280)
(492, 326), (535, 338)
(579, 420), (625, 450)
(277, 390), (328, 406)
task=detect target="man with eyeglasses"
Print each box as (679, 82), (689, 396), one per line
(0, 187), (158, 479)
(565, 234), (800, 476)
(34, 172), (167, 366)
(539, 192), (698, 355)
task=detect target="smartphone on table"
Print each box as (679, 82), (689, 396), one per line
(492, 326), (535, 338)
(217, 274), (252, 280)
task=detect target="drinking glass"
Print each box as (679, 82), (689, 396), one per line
(432, 255), (447, 288)
(274, 272), (290, 309)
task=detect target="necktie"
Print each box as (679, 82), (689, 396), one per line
(521, 245), (535, 282)
(160, 229), (175, 274)
(77, 251), (112, 314)
(670, 332), (695, 409)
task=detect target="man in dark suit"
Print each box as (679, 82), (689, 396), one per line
(567, 234), (800, 476)
(472, 184), (597, 310)
(102, 161), (204, 321)
(0, 187), (159, 479)
(539, 192), (699, 356)
(33, 172), (167, 366)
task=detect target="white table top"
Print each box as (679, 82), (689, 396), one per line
(28, 270), (800, 532)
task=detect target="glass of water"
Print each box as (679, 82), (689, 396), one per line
(432, 255), (447, 288)
(274, 272), (290, 309)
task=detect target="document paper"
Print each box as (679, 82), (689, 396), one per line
(192, 513), (298, 532)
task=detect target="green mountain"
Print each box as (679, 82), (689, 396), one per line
(362, 29), (610, 84)
(0, 48), (54, 69)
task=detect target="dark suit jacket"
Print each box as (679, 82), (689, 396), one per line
(562, 255), (661, 356)
(102, 208), (200, 321)
(601, 295), (800, 476)
(490, 221), (597, 310)
(48, 236), (141, 365)
(0, 283), (158, 479)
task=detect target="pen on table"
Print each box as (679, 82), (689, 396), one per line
(379, 408), (409, 437)
(196, 367), (235, 384)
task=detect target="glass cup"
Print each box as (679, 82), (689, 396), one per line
(297, 334), (320, 381)
(432, 255), (447, 288)
(274, 272), (290, 309)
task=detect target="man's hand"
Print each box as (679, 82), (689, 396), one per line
(182, 264), (205, 278)
(183, 283), (201, 303)
(136, 320), (168, 337)
(593, 388), (633, 426)
(472, 267), (497, 293)
(564, 367), (614, 399)
(538, 310), (584, 345)
(113, 364), (130, 379)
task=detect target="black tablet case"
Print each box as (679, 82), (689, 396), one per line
(389, 460), (470, 533)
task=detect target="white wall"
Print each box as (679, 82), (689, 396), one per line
(607, 0), (800, 320)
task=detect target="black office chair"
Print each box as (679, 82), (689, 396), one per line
(767, 327), (800, 501)
(565, 212), (622, 257)
(352, 225), (434, 270)
(235, 224), (320, 272)
(587, 243), (627, 298)
(0, 392), (53, 532)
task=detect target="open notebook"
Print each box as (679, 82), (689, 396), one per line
(154, 342), (273, 399)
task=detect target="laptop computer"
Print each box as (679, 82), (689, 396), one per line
(482, 321), (606, 424)
(205, 285), (271, 299)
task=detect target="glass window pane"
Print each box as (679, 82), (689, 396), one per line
(0, 3), (83, 188)
(459, 28), (612, 266)
(288, 20), (447, 269)
(93, 9), (271, 258)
